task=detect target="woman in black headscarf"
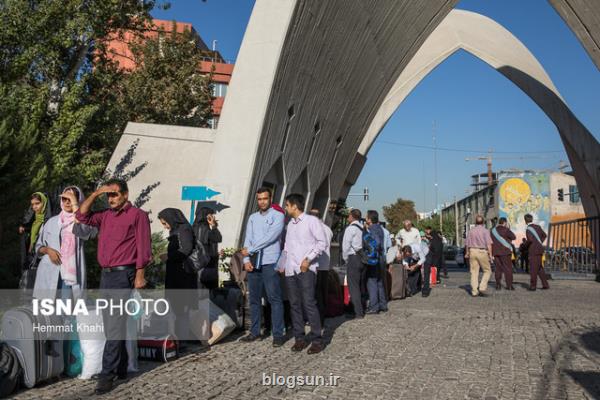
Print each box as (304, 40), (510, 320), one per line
(192, 207), (222, 290)
(158, 208), (197, 290)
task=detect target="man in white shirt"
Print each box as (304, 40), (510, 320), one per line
(396, 220), (421, 247)
(341, 208), (365, 319)
(281, 194), (328, 354)
(381, 222), (393, 254)
(309, 208), (333, 324)
(401, 242), (429, 295)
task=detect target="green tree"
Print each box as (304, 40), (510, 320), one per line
(382, 198), (418, 234)
(0, 1), (214, 287)
(122, 22), (214, 126)
(416, 215), (457, 244)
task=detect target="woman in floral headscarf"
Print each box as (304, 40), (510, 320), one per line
(33, 186), (97, 300)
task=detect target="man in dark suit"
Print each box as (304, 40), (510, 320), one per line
(524, 214), (549, 291)
(490, 217), (516, 290)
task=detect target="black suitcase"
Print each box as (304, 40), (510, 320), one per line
(210, 286), (245, 330)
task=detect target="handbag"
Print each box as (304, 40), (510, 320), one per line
(184, 243), (211, 274)
(18, 254), (39, 290)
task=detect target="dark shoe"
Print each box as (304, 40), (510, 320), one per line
(95, 375), (116, 395)
(507, 285), (515, 290)
(307, 342), (323, 355)
(240, 334), (261, 342)
(116, 371), (128, 380)
(365, 310), (379, 315)
(541, 286), (549, 290)
(272, 337), (285, 347)
(379, 308), (388, 313)
(291, 340), (308, 352)
(528, 288), (536, 291)
(478, 291), (489, 297)
(495, 283), (501, 290)
(422, 289), (431, 298)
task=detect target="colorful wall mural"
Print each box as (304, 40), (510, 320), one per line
(498, 172), (550, 242)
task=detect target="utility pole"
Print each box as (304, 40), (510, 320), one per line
(433, 121), (438, 211)
(454, 196), (459, 246)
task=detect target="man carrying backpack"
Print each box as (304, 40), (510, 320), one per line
(364, 210), (388, 314)
(342, 209), (365, 319)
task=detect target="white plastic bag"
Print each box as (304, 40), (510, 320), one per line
(189, 299), (235, 345)
(78, 310), (105, 380)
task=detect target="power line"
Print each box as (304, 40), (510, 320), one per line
(377, 139), (563, 154)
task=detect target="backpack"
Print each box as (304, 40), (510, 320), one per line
(349, 225), (381, 266)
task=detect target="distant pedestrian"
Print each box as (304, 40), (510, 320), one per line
(524, 214), (549, 291)
(342, 209), (366, 319)
(309, 208), (333, 325)
(280, 194), (327, 354)
(518, 238), (529, 272)
(396, 220), (421, 247)
(240, 187), (285, 346)
(491, 217), (516, 290)
(424, 226), (445, 281)
(76, 179), (152, 395)
(365, 210), (388, 313)
(465, 215), (493, 297)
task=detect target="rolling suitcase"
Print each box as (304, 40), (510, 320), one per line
(1, 307), (64, 388)
(389, 264), (408, 300)
(324, 269), (344, 317)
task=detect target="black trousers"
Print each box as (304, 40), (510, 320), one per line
(346, 255), (365, 317)
(285, 271), (322, 344)
(100, 268), (135, 377)
(407, 264), (431, 294)
(315, 270), (329, 324)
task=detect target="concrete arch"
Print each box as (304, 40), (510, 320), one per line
(108, 1), (600, 248)
(356, 9), (600, 218)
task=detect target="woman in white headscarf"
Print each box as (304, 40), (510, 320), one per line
(33, 186), (97, 300)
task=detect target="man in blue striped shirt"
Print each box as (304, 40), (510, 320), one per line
(240, 187), (286, 346)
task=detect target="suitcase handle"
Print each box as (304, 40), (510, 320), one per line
(45, 340), (60, 358)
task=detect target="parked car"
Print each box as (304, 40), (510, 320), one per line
(444, 245), (458, 261)
(455, 247), (465, 267)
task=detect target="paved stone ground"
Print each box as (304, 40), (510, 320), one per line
(10, 271), (600, 400)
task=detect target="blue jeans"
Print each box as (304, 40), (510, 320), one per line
(247, 263), (284, 338)
(367, 261), (388, 312)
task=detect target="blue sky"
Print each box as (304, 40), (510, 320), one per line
(152, 0), (600, 217)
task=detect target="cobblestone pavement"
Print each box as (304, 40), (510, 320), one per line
(10, 271), (600, 400)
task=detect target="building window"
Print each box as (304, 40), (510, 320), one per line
(212, 82), (228, 97)
(569, 185), (580, 203)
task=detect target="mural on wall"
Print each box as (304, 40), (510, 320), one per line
(498, 172), (550, 242)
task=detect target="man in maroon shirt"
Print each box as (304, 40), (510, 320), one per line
(490, 217), (517, 290)
(524, 213), (549, 291)
(76, 178), (151, 394)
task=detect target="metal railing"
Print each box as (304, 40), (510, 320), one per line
(544, 216), (599, 275)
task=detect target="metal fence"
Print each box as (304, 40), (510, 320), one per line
(545, 216), (599, 275)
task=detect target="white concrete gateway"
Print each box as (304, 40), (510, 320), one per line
(105, 1), (600, 249)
